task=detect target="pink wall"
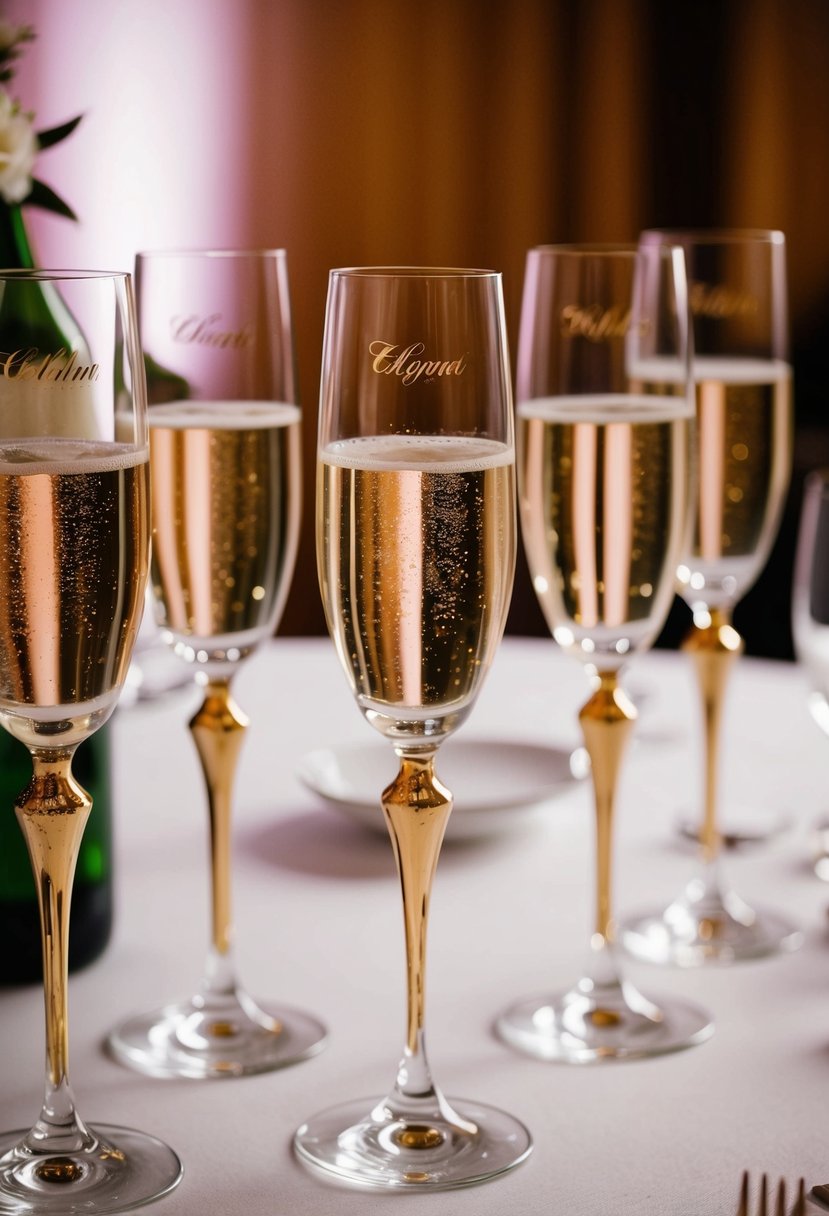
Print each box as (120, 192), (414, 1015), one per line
(5, 0), (251, 273)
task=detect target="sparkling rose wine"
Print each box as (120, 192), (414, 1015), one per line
(518, 394), (692, 664)
(319, 433), (515, 731)
(148, 400), (301, 653)
(0, 437), (149, 743)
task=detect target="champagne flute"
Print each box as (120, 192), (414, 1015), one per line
(294, 267), (531, 1189)
(621, 230), (801, 965)
(496, 245), (713, 1062)
(792, 469), (829, 858)
(793, 470), (829, 718)
(107, 250), (326, 1078)
(0, 270), (182, 1211)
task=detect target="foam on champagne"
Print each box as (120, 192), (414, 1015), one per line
(518, 394), (693, 425)
(148, 400), (300, 430)
(0, 436), (148, 476)
(323, 432), (513, 473)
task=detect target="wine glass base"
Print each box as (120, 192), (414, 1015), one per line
(675, 807), (792, 850)
(495, 982), (713, 1063)
(107, 994), (327, 1079)
(0, 1124), (182, 1214)
(294, 1096), (532, 1191)
(620, 897), (803, 966)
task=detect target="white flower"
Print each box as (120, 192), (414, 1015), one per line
(0, 89), (36, 204)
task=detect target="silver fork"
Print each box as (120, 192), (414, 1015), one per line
(738, 1172), (806, 1216)
(812, 1182), (829, 1210)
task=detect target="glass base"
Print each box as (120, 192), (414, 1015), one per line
(294, 1096), (532, 1190)
(495, 978), (713, 1063)
(107, 991), (327, 1079)
(620, 880), (804, 965)
(0, 1124), (182, 1214)
(675, 807), (791, 850)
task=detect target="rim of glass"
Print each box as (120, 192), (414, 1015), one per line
(136, 248), (287, 259)
(330, 266), (500, 278)
(0, 268), (129, 281)
(641, 228), (785, 245)
(528, 244), (640, 257)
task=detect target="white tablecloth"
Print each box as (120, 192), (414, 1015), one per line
(2, 636), (828, 1215)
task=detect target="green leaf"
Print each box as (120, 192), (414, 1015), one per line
(25, 179), (78, 221)
(36, 114), (83, 150)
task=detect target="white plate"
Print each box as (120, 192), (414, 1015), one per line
(297, 739), (577, 840)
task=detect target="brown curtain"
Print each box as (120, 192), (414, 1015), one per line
(187, 1), (829, 646)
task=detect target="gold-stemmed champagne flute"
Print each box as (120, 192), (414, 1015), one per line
(496, 244), (714, 1061)
(621, 230), (801, 965)
(107, 249), (326, 1078)
(0, 269), (182, 1211)
(294, 267), (531, 1189)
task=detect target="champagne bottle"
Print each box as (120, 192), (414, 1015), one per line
(0, 728), (114, 985)
(0, 203), (115, 985)
(144, 350), (190, 405)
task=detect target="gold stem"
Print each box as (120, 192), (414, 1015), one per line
(189, 679), (248, 957)
(682, 608), (743, 862)
(578, 673), (636, 941)
(15, 750), (90, 1090)
(382, 752), (452, 1056)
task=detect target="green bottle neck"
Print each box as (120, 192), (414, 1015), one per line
(0, 204), (36, 270)
(0, 207), (85, 350)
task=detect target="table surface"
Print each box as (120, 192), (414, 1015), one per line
(1, 635), (828, 1216)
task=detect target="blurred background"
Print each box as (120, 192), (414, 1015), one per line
(6, 0), (829, 655)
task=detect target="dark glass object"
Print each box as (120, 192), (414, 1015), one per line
(0, 202), (114, 985)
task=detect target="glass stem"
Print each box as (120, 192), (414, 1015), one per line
(381, 749), (475, 1135)
(578, 673), (637, 949)
(682, 608), (743, 863)
(189, 677), (248, 1003)
(15, 748), (94, 1159)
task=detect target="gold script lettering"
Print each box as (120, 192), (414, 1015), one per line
(170, 313), (253, 349)
(560, 304), (639, 342)
(369, 341), (467, 385)
(689, 281), (758, 320)
(0, 347), (100, 385)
